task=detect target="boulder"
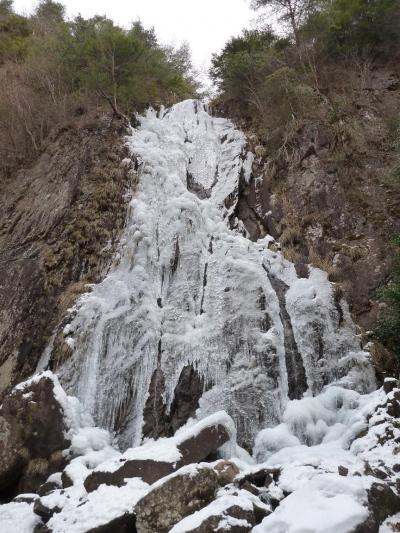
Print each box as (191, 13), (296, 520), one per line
(135, 465), (219, 533)
(353, 482), (400, 533)
(84, 459), (174, 492)
(383, 378), (398, 395)
(174, 504), (255, 532)
(169, 490), (271, 533)
(0, 374), (69, 500)
(33, 497), (61, 522)
(83, 513), (137, 533)
(214, 461), (240, 486)
(37, 481), (61, 497)
(235, 468), (280, 490)
(178, 423), (230, 464)
(85, 415), (231, 492)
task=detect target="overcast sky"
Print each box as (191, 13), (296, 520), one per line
(13, 0), (256, 74)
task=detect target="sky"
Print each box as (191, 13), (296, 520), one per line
(13, 0), (256, 75)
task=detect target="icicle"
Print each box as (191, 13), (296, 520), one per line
(53, 99), (374, 448)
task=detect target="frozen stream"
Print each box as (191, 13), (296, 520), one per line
(52, 100), (374, 447)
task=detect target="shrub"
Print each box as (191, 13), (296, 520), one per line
(373, 236), (400, 360)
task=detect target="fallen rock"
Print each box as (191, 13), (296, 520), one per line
(135, 465), (219, 533)
(83, 512), (137, 533)
(235, 468), (280, 489)
(0, 374), (69, 500)
(214, 461), (240, 486)
(37, 481), (61, 497)
(174, 504), (255, 532)
(33, 498), (61, 523)
(178, 421), (230, 464)
(353, 482), (400, 532)
(85, 413), (232, 492)
(84, 459), (174, 492)
(383, 378), (398, 395)
(169, 490), (271, 533)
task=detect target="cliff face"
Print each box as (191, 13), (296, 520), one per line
(234, 66), (400, 360)
(0, 113), (133, 394)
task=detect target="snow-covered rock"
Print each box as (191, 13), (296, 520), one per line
(0, 373), (72, 497)
(135, 464), (220, 533)
(84, 411), (234, 490)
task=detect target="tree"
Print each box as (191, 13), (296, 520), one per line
(251, 0), (316, 50)
(33, 0), (65, 34)
(0, 0), (13, 17)
(0, 1), (30, 63)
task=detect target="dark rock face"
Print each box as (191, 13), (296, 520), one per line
(80, 513), (137, 533)
(0, 375), (68, 501)
(353, 483), (400, 533)
(33, 498), (61, 523)
(142, 365), (205, 440)
(84, 459), (175, 492)
(235, 468), (281, 490)
(85, 421), (230, 492)
(135, 466), (219, 533)
(0, 114), (133, 394)
(233, 75), (400, 341)
(265, 273), (307, 400)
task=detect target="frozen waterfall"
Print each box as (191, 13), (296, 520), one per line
(49, 100), (374, 448)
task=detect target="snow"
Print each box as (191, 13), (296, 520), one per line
(253, 473), (369, 533)
(45, 477), (149, 533)
(254, 424), (301, 463)
(0, 502), (40, 533)
(380, 513), (400, 532)
(169, 490), (255, 532)
(0, 375), (397, 533)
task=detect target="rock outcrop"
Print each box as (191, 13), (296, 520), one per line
(0, 112), (133, 395)
(0, 374), (68, 500)
(228, 67), (400, 377)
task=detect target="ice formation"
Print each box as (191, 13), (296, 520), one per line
(45, 99), (375, 447)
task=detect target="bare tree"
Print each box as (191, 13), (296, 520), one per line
(251, 0), (315, 51)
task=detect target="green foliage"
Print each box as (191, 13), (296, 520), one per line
(0, 1), (197, 179)
(35, 0), (65, 23)
(304, 0), (400, 57)
(0, 1), (196, 110)
(210, 27), (319, 133)
(210, 28), (279, 110)
(374, 237), (400, 360)
(0, 1), (13, 16)
(0, 6), (30, 62)
(48, 16), (196, 111)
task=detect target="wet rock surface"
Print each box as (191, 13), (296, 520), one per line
(142, 365), (205, 440)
